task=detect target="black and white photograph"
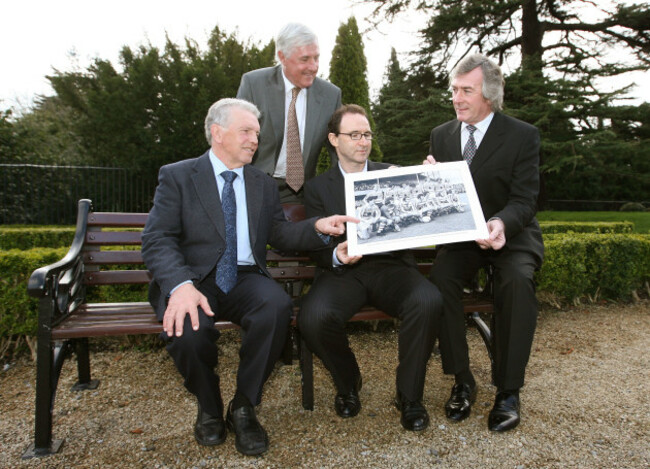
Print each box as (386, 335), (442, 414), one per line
(345, 162), (488, 256)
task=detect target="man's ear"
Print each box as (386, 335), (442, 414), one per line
(210, 124), (221, 144)
(328, 132), (338, 148)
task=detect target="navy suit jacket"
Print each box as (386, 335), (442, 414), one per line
(428, 112), (544, 263)
(236, 64), (342, 181)
(142, 151), (324, 320)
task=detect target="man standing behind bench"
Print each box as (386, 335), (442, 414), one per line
(298, 104), (443, 431)
(236, 22), (342, 203)
(141, 98), (354, 456)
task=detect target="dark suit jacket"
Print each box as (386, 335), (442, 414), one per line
(303, 161), (417, 270)
(428, 112), (544, 262)
(236, 64), (342, 181)
(142, 151), (325, 320)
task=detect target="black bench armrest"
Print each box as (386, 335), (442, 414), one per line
(27, 200), (91, 321)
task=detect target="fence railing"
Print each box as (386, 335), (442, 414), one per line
(0, 164), (155, 225)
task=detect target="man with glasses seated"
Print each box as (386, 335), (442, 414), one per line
(298, 104), (443, 431)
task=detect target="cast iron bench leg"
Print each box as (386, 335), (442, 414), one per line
(71, 338), (100, 391)
(468, 311), (496, 384)
(22, 338), (72, 459)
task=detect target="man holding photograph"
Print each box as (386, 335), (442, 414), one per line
(426, 54), (544, 432)
(298, 104), (443, 431)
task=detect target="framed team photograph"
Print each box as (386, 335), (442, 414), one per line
(345, 162), (489, 256)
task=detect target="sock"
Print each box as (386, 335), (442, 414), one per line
(455, 369), (476, 388)
(231, 390), (252, 410)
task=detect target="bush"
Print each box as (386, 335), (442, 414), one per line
(538, 233), (650, 302)
(0, 226), (75, 250)
(619, 202), (646, 212)
(539, 221), (634, 234)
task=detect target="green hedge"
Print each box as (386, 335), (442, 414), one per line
(1, 233), (648, 357)
(539, 221), (634, 234)
(0, 227), (75, 250)
(1, 222), (633, 251)
(538, 233), (650, 301)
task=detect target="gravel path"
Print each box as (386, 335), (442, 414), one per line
(2, 300), (648, 468)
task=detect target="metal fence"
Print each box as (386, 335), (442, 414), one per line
(0, 164), (155, 225)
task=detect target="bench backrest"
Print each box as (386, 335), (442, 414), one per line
(81, 204), (441, 297)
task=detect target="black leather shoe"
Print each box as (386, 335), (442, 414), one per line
(226, 401), (269, 456)
(394, 391), (429, 431)
(488, 391), (520, 432)
(445, 383), (477, 422)
(194, 403), (226, 446)
(334, 376), (362, 418)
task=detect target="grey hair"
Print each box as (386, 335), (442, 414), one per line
(204, 98), (260, 145)
(275, 23), (318, 59)
(450, 54), (505, 112)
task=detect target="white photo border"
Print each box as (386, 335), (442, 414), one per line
(345, 162), (488, 256)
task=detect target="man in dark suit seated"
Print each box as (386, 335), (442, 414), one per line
(298, 104), (443, 431)
(426, 53), (544, 432)
(141, 98), (355, 455)
(237, 22), (342, 203)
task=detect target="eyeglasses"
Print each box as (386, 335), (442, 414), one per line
(338, 132), (373, 141)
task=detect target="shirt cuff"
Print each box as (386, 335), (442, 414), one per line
(170, 280), (193, 296)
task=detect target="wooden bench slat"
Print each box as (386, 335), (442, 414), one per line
(86, 231), (143, 246)
(84, 270), (151, 285)
(88, 212), (148, 227)
(83, 251), (144, 265)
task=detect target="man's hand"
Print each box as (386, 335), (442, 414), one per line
(476, 218), (506, 251)
(163, 283), (214, 337)
(315, 215), (360, 236)
(335, 240), (362, 265)
(423, 155), (438, 165)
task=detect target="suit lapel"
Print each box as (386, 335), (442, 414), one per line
(327, 166), (346, 214)
(443, 120), (463, 162)
(191, 153), (225, 239)
(243, 166), (264, 250)
(471, 112), (505, 174)
(268, 66), (286, 158)
(304, 80), (324, 162)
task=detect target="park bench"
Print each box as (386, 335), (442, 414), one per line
(23, 198), (494, 458)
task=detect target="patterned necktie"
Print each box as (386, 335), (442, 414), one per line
(216, 171), (237, 294)
(285, 87), (304, 192)
(463, 124), (477, 165)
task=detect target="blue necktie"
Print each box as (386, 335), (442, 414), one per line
(216, 171), (237, 293)
(463, 125), (477, 165)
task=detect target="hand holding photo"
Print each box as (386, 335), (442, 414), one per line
(345, 162), (488, 256)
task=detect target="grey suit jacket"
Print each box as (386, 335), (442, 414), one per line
(141, 151), (325, 320)
(303, 161), (417, 270)
(236, 64), (342, 181)
(428, 112), (544, 262)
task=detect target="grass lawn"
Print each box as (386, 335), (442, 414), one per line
(537, 211), (650, 233)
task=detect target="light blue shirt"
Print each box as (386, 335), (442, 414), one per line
(209, 150), (255, 266)
(461, 112), (494, 154)
(169, 151), (256, 295)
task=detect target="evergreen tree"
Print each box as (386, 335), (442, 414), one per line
(373, 48), (452, 166)
(366, 0), (650, 203)
(44, 27), (274, 185)
(329, 17), (382, 163)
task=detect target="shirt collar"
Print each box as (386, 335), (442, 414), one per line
(337, 160), (368, 177)
(462, 112), (494, 134)
(281, 69), (305, 96)
(209, 149), (245, 179)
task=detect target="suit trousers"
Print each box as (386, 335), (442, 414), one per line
(299, 258), (442, 401)
(430, 244), (539, 391)
(163, 270), (292, 417)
